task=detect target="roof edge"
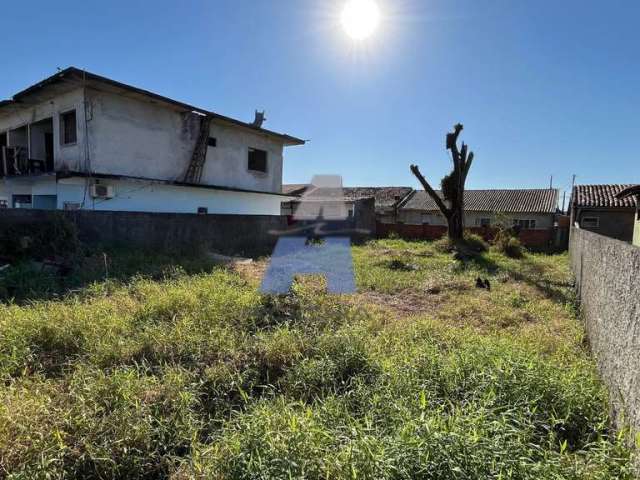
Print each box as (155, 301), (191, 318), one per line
(615, 185), (640, 200)
(6, 67), (305, 146)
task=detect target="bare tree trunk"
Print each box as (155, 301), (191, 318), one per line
(410, 123), (474, 242)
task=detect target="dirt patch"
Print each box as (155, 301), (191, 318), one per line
(233, 258), (269, 285)
(351, 287), (449, 318)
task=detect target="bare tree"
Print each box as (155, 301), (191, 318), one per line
(410, 123), (474, 241)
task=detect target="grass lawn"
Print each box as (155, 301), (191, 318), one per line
(0, 238), (633, 478)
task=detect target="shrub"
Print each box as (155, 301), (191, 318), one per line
(433, 232), (488, 255)
(463, 232), (489, 253)
(495, 235), (524, 258)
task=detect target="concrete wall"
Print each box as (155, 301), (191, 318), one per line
(569, 226), (640, 445)
(573, 208), (635, 242)
(86, 88), (285, 193)
(0, 209), (289, 256)
(0, 88), (87, 172)
(399, 210), (554, 229)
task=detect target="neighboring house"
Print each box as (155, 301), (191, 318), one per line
(569, 184), (637, 242)
(615, 185), (640, 246)
(281, 184), (412, 222)
(399, 188), (558, 228)
(0, 68), (304, 215)
(387, 188), (560, 248)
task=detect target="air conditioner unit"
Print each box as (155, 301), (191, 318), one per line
(90, 184), (114, 199)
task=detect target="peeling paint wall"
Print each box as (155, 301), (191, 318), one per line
(569, 226), (640, 450)
(85, 89), (285, 193)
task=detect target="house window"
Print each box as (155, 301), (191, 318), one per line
(475, 217), (491, 227)
(581, 216), (599, 228)
(63, 202), (81, 211)
(514, 219), (536, 229)
(207, 137), (217, 147)
(60, 110), (77, 145)
(197, 207), (208, 214)
(12, 195), (32, 209)
(0, 198), (7, 209)
(248, 148), (267, 173)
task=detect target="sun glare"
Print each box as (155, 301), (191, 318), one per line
(340, 0), (380, 40)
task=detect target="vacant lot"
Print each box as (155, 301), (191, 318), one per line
(0, 239), (632, 478)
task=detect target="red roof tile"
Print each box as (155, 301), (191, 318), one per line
(402, 189), (558, 213)
(571, 184), (637, 209)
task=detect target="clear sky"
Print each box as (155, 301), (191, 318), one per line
(1, 0), (638, 203)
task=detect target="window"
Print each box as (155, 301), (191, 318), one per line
(0, 198), (7, 209)
(197, 207), (208, 214)
(581, 216), (599, 228)
(514, 219), (536, 229)
(60, 110), (77, 145)
(12, 195), (32, 209)
(248, 148), (267, 173)
(63, 202), (81, 211)
(32, 195), (57, 210)
(207, 137), (217, 147)
(475, 217), (491, 227)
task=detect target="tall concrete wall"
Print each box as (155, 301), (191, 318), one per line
(569, 226), (640, 440)
(0, 208), (376, 257)
(0, 209), (289, 256)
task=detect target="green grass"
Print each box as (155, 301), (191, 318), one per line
(0, 239), (633, 478)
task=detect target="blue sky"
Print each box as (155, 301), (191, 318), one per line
(1, 0), (638, 203)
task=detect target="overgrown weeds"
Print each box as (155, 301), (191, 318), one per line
(0, 239), (632, 478)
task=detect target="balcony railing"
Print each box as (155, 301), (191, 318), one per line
(1, 146), (53, 177)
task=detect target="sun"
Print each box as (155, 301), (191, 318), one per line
(340, 0), (381, 40)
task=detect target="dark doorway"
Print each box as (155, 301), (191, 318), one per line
(0, 132), (6, 177)
(44, 132), (54, 171)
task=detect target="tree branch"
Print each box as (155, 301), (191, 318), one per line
(462, 151), (474, 181)
(410, 164), (450, 216)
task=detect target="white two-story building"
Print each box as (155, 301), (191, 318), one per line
(0, 67), (304, 215)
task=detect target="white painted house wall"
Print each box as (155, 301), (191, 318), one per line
(399, 210), (554, 229)
(56, 177), (285, 215)
(85, 88), (285, 193)
(0, 81), (295, 215)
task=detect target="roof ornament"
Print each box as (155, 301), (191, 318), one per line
(252, 110), (266, 128)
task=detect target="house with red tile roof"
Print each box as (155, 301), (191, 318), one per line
(569, 184), (637, 242)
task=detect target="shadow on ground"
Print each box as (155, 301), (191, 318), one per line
(0, 248), (222, 304)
